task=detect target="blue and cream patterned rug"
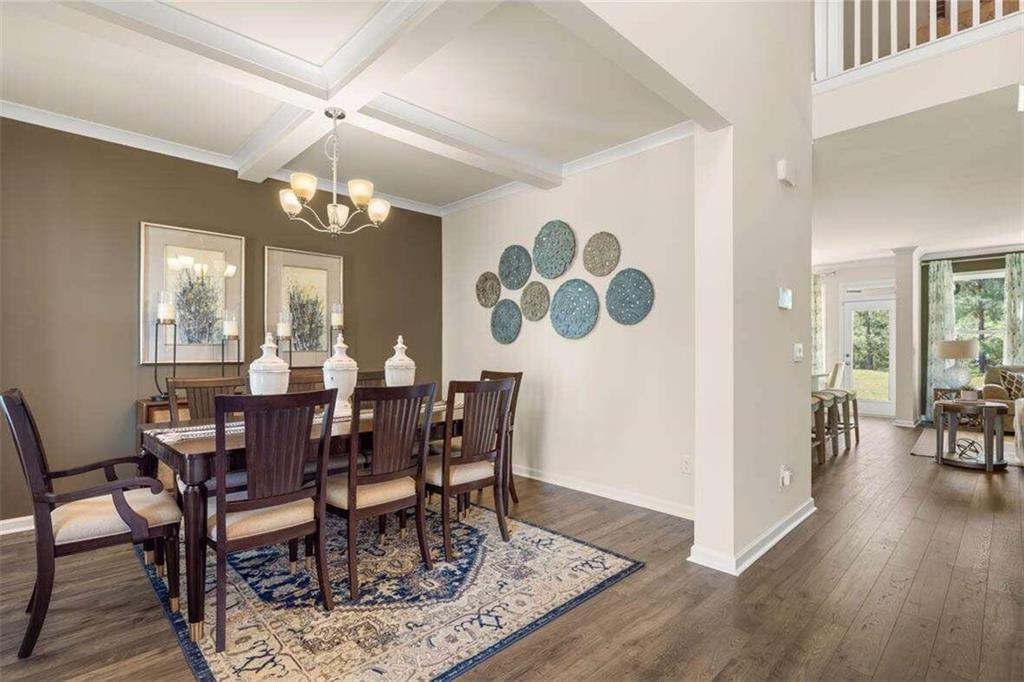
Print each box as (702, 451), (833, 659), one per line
(139, 503), (642, 680)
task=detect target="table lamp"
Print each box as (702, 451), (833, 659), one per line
(937, 339), (979, 390)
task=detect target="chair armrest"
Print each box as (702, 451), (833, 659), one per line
(981, 384), (1010, 401)
(38, 477), (164, 542)
(48, 456), (143, 482)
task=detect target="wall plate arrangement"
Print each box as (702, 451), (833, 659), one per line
(521, 281), (550, 321)
(582, 231), (620, 277)
(606, 268), (654, 325)
(475, 271), (500, 308)
(533, 220), (576, 279)
(480, 224), (653, 343)
(490, 299), (523, 344)
(551, 279), (599, 339)
(498, 245), (532, 290)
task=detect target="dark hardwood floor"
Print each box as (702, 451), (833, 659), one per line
(1, 417), (1021, 679)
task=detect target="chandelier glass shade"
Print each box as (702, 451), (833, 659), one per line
(278, 108), (390, 236)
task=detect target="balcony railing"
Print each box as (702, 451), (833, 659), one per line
(814, 0), (1021, 81)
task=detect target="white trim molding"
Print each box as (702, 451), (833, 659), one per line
(688, 498), (816, 576)
(0, 515), (34, 536)
(893, 418), (921, 428)
(512, 464), (694, 520)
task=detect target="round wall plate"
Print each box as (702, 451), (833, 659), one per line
(550, 278), (599, 339)
(533, 220), (575, 279)
(606, 268), (654, 325)
(491, 299), (523, 344)
(521, 281), (550, 321)
(475, 271), (500, 308)
(498, 245), (532, 290)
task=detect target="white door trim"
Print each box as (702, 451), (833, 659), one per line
(841, 298), (897, 417)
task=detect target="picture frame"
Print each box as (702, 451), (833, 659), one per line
(139, 222), (245, 365)
(264, 246), (343, 368)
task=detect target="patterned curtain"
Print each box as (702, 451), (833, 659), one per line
(811, 274), (825, 374)
(1004, 252), (1024, 365)
(926, 260), (955, 418)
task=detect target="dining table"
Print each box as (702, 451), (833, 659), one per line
(138, 400), (464, 641)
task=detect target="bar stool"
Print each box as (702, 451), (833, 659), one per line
(811, 396), (826, 464)
(812, 391), (841, 456)
(822, 388), (859, 446)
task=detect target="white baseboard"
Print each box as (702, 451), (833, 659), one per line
(893, 418), (921, 428)
(0, 515), (34, 536)
(687, 498), (816, 576)
(512, 464), (694, 520)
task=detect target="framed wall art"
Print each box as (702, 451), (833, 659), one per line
(139, 222), (245, 365)
(264, 246), (343, 367)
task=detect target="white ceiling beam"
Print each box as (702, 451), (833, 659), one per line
(530, 0), (729, 132)
(354, 95), (563, 188)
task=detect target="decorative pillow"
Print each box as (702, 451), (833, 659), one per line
(999, 370), (1024, 400)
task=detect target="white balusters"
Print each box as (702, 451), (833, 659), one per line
(996, 0), (1005, 19)
(929, 0), (938, 41)
(854, 0), (862, 67)
(910, 0), (918, 47)
(871, 0), (879, 61)
(973, 0), (981, 25)
(951, 0), (959, 33)
(890, 0), (898, 55)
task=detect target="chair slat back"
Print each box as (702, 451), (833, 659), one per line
(167, 376), (248, 426)
(288, 368), (325, 393)
(350, 383), (436, 483)
(0, 389), (53, 501)
(447, 379), (513, 464)
(826, 362), (845, 390)
(356, 370), (386, 388)
(480, 370), (523, 426)
(214, 390), (335, 518)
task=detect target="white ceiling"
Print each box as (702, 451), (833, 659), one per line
(813, 85), (1024, 265)
(0, 1), (690, 214)
(165, 2), (382, 65)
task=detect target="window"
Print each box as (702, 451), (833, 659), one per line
(953, 270), (1006, 386)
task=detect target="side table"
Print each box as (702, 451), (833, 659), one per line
(933, 400), (1008, 472)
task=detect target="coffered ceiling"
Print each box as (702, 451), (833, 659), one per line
(0, 0), (692, 215)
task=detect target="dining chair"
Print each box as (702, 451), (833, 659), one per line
(480, 370), (523, 507)
(166, 376), (249, 427)
(208, 389), (337, 652)
(356, 370), (386, 388)
(427, 379), (514, 561)
(812, 391), (842, 456)
(325, 383), (436, 600)
(1, 388), (182, 659)
(288, 368), (325, 393)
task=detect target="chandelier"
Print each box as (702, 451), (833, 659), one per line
(278, 108), (390, 236)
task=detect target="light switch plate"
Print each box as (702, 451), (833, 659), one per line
(778, 287), (793, 310)
(793, 343), (804, 362)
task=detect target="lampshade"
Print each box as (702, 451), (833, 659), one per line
(367, 197), (391, 223)
(937, 339), (979, 360)
(327, 203), (350, 227)
(279, 189), (302, 217)
(289, 173), (317, 203)
(348, 179), (373, 208)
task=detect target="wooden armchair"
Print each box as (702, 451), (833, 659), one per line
(480, 370), (523, 505)
(208, 389), (337, 652)
(1, 389), (182, 658)
(356, 370), (386, 388)
(289, 368), (325, 393)
(325, 383), (436, 600)
(166, 376), (248, 427)
(427, 379), (514, 561)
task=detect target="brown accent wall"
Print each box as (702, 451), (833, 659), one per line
(0, 119), (442, 518)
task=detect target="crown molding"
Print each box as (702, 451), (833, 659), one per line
(1, 100), (443, 218)
(1, 100), (237, 170)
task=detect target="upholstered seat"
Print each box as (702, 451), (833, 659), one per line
(51, 488), (181, 545)
(207, 498), (314, 541)
(303, 452), (368, 476)
(425, 457), (493, 486)
(325, 475), (416, 509)
(429, 436), (462, 455)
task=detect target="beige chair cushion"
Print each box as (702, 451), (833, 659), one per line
(207, 498), (314, 541)
(425, 457), (494, 487)
(50, 488), (182, 545)
(325, 476), (415, 510)
(429, 436), (462, 455)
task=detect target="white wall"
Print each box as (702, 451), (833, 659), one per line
(442, 138), (694, 518)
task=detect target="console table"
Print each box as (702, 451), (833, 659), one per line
(933, 399), (1007, 472)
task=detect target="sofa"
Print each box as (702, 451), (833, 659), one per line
(981, 365), (1024, 434)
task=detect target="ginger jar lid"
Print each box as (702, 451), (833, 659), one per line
(250, 332), (290, 372)
(385, 335), (415, 370)
(323, 332), (357, 371)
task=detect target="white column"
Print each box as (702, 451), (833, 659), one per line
(892, 247), (922, 427)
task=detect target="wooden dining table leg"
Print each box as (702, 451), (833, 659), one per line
(182, 481), (208, 641)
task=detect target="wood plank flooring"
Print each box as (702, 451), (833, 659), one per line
(1, 417), (1021, 680)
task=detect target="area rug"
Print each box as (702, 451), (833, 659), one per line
(909, 427), (1019, 466)
(138, 503), (642, 681)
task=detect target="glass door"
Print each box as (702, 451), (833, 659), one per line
(842, 299), (896, 416)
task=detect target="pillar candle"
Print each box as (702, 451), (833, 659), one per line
(276, 321), (292, 338)
(223, 319), (239, 337)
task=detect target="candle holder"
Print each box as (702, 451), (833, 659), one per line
(152, 319), (178, 399)
(276, 335), (294, 366)
(220, 334), (242, 376)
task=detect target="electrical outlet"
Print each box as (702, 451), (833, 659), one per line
(779, 465), (792, 488)
(682, 453), (693, 475)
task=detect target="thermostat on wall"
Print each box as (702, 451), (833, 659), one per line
(778, 287), (793, 310)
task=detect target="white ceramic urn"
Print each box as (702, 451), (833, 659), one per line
(322, 331), (357, 419)
(384, 335), (416, 387)
(249, 332), (291, 395)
